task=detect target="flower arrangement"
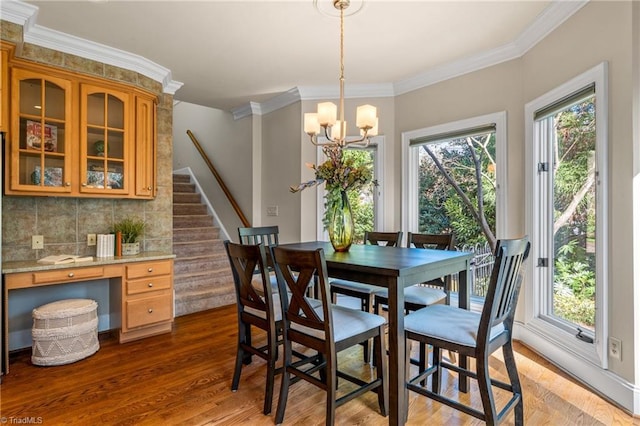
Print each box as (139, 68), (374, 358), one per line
(290, 144), (376, 196)
(290, 144), (377, 234)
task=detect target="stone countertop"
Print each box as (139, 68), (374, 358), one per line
(2, 251), (176, 274)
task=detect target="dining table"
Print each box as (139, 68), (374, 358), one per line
(278, 241), (473, 426)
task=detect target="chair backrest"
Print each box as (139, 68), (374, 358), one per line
(224, 240), (277, 325)
(364, 231), (403, 247)
(478, 237), (530, 344)
(407, 232), (454, 250)
(238, 226), (279, 247)
(271, 246), (334, 349)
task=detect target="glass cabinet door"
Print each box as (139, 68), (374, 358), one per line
(10, 69), (72, 193)
(80, 84), (130, 195)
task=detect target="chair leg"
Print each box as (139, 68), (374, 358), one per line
(325, 354), (337, 426)
(476, 353), (498, 424)
(275, 348), (293, 425)
(232, 322), (247, 391)
(243, 325), (253, 365)
(362, 295), (372, 364)
(431, 346), (442, 394)
(503, 341), (524, 426)
(419, 342), (427, 386)
(373, 327), (388, 416)
(263, 331), (278, 415)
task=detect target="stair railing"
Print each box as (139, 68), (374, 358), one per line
(186, 130), (250, 227)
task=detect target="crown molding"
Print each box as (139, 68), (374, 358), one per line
(232, 101), (263, 120)
(394, 0), (588, 96)
(1, 0), (183, 95)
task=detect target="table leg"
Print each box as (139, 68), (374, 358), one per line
(388, 277), (406, 425)
(458, 263), (471, 393)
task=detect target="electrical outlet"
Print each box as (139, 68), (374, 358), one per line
(266, 206), (279, 217)
(32, 235), (44, 250)
(87, 234), (97, 246)
(609, 336), (622, 361)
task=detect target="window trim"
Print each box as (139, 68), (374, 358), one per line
(401, 111), (508, 239)
(524, 61), (609, 369)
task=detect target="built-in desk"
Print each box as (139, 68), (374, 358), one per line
(2, 252), (175, 374)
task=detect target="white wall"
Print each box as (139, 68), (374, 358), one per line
(172, 101), (253, 238)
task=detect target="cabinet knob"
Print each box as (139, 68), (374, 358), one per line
(148, 308), (153, 314)
(82, 182), (87, 187)
(68, 272), (74, 278)
(147, 186), (152, 191)
(65, 182), (71, 187)
(148, 282), (153, 288)
(148, 267), (153, 273)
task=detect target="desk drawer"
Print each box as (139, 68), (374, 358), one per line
(32, 267), (105, 285)
(126, 293), (172, 329)
(127, 275), (172, 295)
(126, 260), (172, 279)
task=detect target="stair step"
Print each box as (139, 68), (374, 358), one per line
(173, 255), (229, 275)
(173, 174), (191, 184)
(173, 215), (213, 228)
(174, 240), (225, 257)
(173, 203), (208, 215)
(173, 192), (202, 204)
(172, 172), (235, 316)
(173, 182), (196, 193)
(173, 227), (220, 243)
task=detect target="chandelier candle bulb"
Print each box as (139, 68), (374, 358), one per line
(304, 113), (320, 135)
(356, 104), (377, 129)
(331, 121), (346, 140)
(317, 102), (337, 126)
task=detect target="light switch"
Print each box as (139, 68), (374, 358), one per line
(266, 206), (279, 216)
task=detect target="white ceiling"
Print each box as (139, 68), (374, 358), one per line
(18, 0), (586, 112)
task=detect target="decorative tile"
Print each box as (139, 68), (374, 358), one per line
(21, 43), (64, 67)
(63, 53), (104, 76)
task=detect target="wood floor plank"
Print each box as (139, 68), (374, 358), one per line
(1, 304), (636, 425)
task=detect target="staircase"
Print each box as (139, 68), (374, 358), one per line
(172, 174), (235, 316)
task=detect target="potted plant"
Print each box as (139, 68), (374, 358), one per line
(111, 216), (146, 255)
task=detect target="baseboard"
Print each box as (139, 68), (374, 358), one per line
(514, 322), (640, 415)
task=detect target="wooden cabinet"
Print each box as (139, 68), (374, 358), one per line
(0, 43), (12, 133)
(8, 68), (74, 194)
(120, 259), (174, 342)
(80, 83), (132, 196)
(134, 95), (157, 198)
(4, 60), (157, 199)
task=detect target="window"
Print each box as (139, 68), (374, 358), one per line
(524, 62), (608, 367)
(402, 112), (507, 297)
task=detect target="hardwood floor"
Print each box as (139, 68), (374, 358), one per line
(1, 304), (636, 425)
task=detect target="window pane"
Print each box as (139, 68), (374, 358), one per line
(550, 96), (596, 331)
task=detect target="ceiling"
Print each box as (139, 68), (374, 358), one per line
(21, 0), (584, 112)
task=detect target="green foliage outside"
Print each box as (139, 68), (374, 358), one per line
(342, 149), (375, 244)
(550, 99), (597, 328)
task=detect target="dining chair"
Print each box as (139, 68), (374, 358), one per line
(271, 245), (388, 425)
(238, 226), (279, 292)
(404, 236), (530, 425)
(329, 230), (402, 363)
(224, 240), (282, 415)
(373, 232), (455, 369)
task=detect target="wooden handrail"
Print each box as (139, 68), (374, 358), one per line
(186, 130), (251, 227)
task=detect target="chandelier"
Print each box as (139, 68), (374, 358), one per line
(304, 0), (378, 147)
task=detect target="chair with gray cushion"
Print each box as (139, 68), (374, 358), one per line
(404, 236), (530, 425)
(224, 240), (281, 415)
(373, 232), (454, 369)
(329, 230), (403, 363)
(272, 245), (388, 425)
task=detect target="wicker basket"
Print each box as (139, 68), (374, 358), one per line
(31, 299), (99, 366)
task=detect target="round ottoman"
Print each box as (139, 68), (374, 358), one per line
(31, 299), (100, 366)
